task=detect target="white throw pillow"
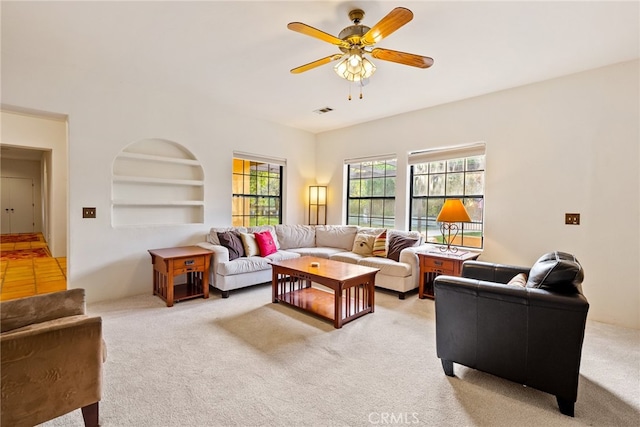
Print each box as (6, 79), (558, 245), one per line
(239, 232), (260, 257)
(352, 233), (376, 256)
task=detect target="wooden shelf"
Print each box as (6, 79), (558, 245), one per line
(117, 152), (201, 166)
(113, 175), (204, 186)
(112, 200), (205, 207)
(111, 139), (205, 227)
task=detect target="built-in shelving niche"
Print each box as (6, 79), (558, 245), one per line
(112, 138), (204, 227)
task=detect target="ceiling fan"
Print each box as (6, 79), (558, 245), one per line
(287, 7), (434, 99)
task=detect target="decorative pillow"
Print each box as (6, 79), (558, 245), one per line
(507, 273), (528, 287)
(217, 231), (245, 261)
(247, 226), (280, 250)
(239, 232), (260, 257)
(372, 230), (387, 257)
(352, 233), (376, 256)
(254, 231), (277, 257)
(386, 234), (419, 262)
(526, 251), (584, 290)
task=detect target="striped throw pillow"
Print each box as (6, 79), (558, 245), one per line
(372, 230), (387, 257)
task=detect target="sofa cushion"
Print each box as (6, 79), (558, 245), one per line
(526, 251), (584, 290)
(254, 231), (277, 256)
(208, 227), (247, 246)
(386, 234), (419, 262)
(239, 232), (260, 257)
(329, 252), (362, 264)
(352, 233), (376, 256)
(275, 225), (316, 249)
(287, 247), (347, 259)
(217, 231), (245, 261)
(315, 225), (358, 251)
(216, 257), (271, 276)
(372, 230), (387, 257)
(265, 250), (301, 262)
(358, 257), (412, 277)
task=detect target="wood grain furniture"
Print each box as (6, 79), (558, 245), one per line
(417, 250), (480, 299)
(271, 256), (379, 328)
(148, 246), (213, 307)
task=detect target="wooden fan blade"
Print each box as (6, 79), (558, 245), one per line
(361, 7), (413, 46)
(290, 54), (344, 74)
(287, 22), (350, 48)
(371, 48), (434, 69)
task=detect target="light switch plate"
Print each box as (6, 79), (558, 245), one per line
(83, 207), (96, 218)
(565, 213), (580, 225)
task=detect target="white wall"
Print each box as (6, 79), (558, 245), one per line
(317, 60), (640, 329)
(0, 111), (68, 257)
(1, 52), (316, 304)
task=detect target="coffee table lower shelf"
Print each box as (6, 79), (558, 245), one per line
(276, 286), (371, 326)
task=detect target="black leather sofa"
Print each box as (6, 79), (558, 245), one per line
(434, 251), (589, 416)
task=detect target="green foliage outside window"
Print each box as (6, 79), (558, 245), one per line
(346, 159), (397, 228)
(410, 155), (485, 248)
(232, 159), (282, 226)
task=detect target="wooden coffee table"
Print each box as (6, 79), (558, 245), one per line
(271, 256), (379, 328)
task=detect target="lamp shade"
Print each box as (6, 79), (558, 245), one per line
(334, 50), (376, 82)
(436, 199), (471, 223)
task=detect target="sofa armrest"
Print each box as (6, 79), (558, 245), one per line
(462, 260), (530, 284)
(196, 242), (229, 262)
(399, 245), (424, 288)
(195, 242), (230, 288)
(0, 288), (85, 333)
(1, 315), (103, 427)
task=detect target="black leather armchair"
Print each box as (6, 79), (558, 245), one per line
(434, 251), (589, 416)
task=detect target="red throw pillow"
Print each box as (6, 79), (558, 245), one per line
(254, 231), (277, 256)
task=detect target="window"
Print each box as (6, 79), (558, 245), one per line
(232, 157), (283, 226)
(346, 158), (396, 228)
(409, 144), (485, 249)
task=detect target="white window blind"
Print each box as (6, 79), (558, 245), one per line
(408, 142), (485, 165)
(233, 151), (286, 166)
(344, 153), (396, 164)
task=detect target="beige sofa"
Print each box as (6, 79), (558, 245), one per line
(197, 224), (425, 299)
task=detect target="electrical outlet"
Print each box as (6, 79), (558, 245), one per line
(83, 207), (96, 218)
(565, 213), (580, 225)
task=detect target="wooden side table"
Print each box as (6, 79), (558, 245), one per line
(418, 250), (480, 299)
(148, 246), (213, 307)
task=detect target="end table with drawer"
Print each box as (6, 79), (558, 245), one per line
(148, 246), (213, 307)
(417, 250), (480, 299)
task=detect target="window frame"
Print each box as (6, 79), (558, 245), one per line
(231, 157), (283, 227)
(408, 146), (485, 250)
(345, 157), (397, 228)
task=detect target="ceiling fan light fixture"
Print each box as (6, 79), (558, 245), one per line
(333, 51), (376, 82)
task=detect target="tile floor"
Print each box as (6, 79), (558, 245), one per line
(0, 233), (67, 301)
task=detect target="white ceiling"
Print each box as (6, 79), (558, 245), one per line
(2, 1), (639, 134)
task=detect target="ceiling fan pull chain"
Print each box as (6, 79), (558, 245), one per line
(348, 82), (352, 100)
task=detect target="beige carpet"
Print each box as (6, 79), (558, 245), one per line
(42, 284), (639, 426)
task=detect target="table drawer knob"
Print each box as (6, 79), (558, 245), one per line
(184, 259), (195, 266)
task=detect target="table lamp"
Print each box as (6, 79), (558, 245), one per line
(436, 199), (471, 253)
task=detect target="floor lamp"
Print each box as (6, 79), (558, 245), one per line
(309, 186), (327, 225)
